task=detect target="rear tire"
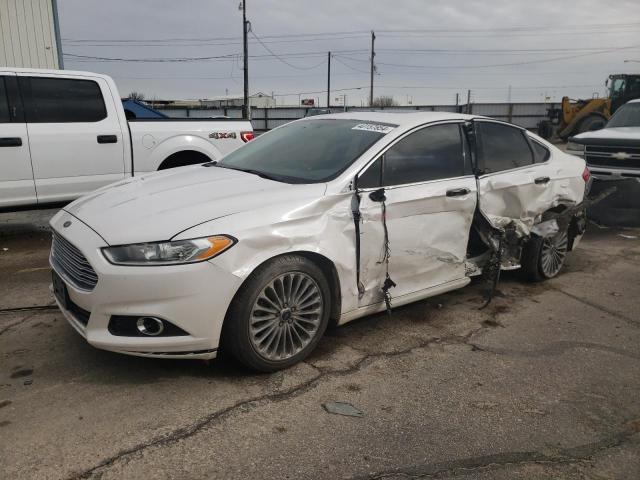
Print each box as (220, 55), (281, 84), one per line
(521, 227), (569, 282)
(222, 255), (331, 372)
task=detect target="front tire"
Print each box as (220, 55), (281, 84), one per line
(222, 255), (331, 372)
(521, 227), (569, 282)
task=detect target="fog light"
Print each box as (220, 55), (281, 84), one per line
(136, 317), (165, 336)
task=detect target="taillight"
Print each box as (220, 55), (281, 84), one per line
(582, 166), (590, 183)
(240, 131), (254, 143)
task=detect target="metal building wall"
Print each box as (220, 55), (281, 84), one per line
(0, 0), (62, 69)
(156, 102), (557, 132)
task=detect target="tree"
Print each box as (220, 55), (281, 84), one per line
(128, 91), (145, 101)
(371, 95), (398, 107)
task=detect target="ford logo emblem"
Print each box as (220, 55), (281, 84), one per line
(63, 221), (72, 228)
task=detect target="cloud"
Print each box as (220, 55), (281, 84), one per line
(58, 0), (640, 105)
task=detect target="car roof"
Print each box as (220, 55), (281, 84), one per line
(300, 111), (479, 128)
(626, 98), (640, 104)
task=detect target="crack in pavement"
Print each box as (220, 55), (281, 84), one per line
(68, 328), (484, 480)
(0, 304), (57, 315)
(552, 288), (639, 328)
(357, 422), (639, 479)
(0, 311), (43, 336)
(469, 340), (640, 361)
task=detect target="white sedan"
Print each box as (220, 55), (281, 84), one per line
(49, 112), (589, 371)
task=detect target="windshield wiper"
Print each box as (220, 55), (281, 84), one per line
(236, 168), (283, 181)
(215, 164), (283, 182)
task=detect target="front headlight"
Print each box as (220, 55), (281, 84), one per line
(102, 235), (236, 266)
(566, 141), (585, 156)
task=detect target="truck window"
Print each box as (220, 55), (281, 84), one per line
(20, 77), (107, 123)
(0, 78), (10, 123)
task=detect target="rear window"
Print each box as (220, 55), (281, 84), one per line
(530, 139), (550, 163)
(477, 122), (534, 173)
(219, 119), (395, 183)
(20, 77), (107, 123)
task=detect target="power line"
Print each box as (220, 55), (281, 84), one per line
(332, 56), (369, 74)
(249, 30), (327, 70)
(63, 49), (367, 63)
(63, 52), (238, 63)
(61, 21), (640, 43)
(336, 44), (640, 69)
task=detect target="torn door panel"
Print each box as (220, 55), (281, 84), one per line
(477, 168), (585, 236)
(357, 177), (477, 307)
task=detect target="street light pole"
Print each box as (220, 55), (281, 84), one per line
(242, 0), (249, 119)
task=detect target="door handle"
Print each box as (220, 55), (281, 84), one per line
(534, 176), (551, 185)
(0, 137), (22, 147)
(97, 135), (118, 144)
(446, 187), (470, 197)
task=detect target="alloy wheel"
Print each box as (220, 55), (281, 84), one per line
(540, 229), (568, 278)
(249, 272), (324, 361)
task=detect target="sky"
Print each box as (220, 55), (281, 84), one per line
(58, 0), (640, 106)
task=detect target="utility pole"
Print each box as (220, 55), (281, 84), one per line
(241, 0), (249, 119)
(369, 30), (376, 107)
(466, 89), (471, 114)
(327, 51), (331, 108)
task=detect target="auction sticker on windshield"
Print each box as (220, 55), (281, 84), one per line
(352, 123), (396, 134)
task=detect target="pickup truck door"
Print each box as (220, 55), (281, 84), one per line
(474, 120), (557, 233)
(356, 122), (477, 307)
(17, 74), (126, 204)
(0, 74), (36, 209)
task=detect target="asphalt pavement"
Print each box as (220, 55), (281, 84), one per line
(1, 210), (639, 479)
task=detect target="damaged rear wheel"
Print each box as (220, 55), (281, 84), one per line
(521, 227), (569, 282)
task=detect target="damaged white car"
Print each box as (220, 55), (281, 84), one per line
(49, 112), (589, 371)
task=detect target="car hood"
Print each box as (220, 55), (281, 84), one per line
(64, 165), (326, 245)
(572, 126), (640, 143)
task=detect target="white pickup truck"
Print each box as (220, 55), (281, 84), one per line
(0, 68), (253, 211)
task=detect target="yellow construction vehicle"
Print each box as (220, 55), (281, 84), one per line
(538, 73), (640, 140)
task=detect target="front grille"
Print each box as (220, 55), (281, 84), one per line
(585, 145), (640, 170)
(51, 231), (98, 291)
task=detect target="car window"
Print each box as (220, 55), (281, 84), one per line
(357, 157), (382, 189)
(607, 102), (640, 127)
(477, 122), (533, 173)
(530, 139), (550, 163)
(382, 123), (465, 186)
(0, 78), (10, 123)
(20, 77), (107, 123)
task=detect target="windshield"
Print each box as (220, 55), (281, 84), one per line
(218, 119), (395, 183)
(607, 102), (640, 128)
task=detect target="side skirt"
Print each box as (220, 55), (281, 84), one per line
(337, 277), (471, 326)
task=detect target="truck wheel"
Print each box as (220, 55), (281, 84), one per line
(578, 115), (606, 134)
(222, 255), (331, 372)
(521, 227), (569, 282)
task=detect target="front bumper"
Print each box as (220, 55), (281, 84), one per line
(49, 210), (244, 360)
